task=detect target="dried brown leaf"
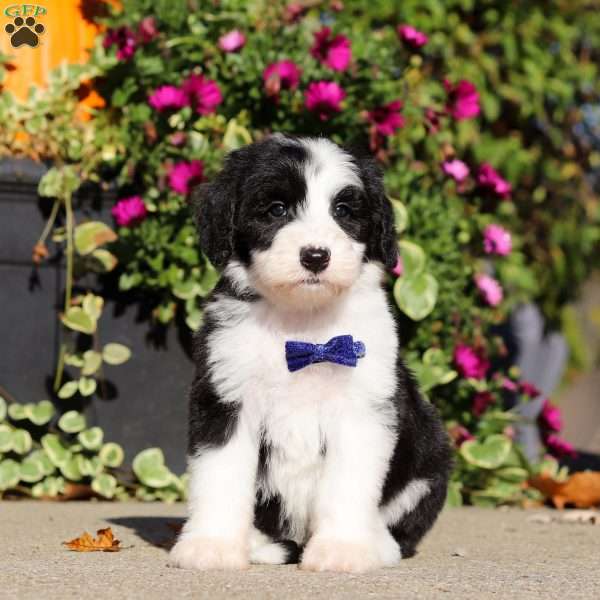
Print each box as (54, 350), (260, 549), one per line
(63, 527), (121, 552)
(529, 472), (600, 509)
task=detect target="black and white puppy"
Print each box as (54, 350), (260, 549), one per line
(170, 134), (452, 573)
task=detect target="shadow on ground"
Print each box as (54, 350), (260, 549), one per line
(107, 516), (184, 550)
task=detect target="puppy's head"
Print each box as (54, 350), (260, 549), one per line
(194, 135), (397, 310)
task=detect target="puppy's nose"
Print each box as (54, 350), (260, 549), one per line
(300, 246), (331, 273)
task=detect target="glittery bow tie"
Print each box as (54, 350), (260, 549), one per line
(285, 335), (366, 373)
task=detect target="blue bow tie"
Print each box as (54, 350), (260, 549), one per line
(285, 335), (366, 372)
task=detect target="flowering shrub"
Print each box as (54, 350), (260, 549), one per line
(78, 0), (600, 505)
(2, 0), (599, 503)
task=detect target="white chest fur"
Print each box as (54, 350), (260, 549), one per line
(205, 264), (398, 541)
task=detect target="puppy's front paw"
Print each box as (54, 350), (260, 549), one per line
(169, 536), (248, 570)
(300, 537), (382, 573)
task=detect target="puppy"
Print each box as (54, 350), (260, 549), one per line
(170, 135), (452, 573)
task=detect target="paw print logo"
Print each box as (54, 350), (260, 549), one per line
(5, 16), (45, 48)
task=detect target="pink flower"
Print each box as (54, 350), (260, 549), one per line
(263, 60), (302, 97)
(367, 100), (405, 136)
(545, 434), (576, 458)
(442, 159), (470, 182)
(444, 79), (480, 120)
(475, 273), (503, 306)
(448, 424), (475, 447)
(169, 132), (187, 147)
(103, 26), (137, 61)
(310, 27), (351, 71)
(520, 381), (541, 398)
(111, 196), (147, 227)
(483, 224), (512, 256)
(502, 377), (518, 392)
(149, 85), (189, 111)
(392, 256), (403, 277)
(305, 81), (346, 121)
(283, 2), (307, 23)
(540, 399), (562, 432)
(453, 344), (490, 380)
(424, 107), (441, 133)
(472, 392), (495, 417)
(138, 17), (158, 43)
(168, 160), (204, 195)
(477, 163), (512, 198)
(181, 74), (222, 115)
(397, 24), (428, 48)
(218, 30), (246, 52)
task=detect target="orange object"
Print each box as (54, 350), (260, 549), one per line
(63, 527), (121, 552)
(529, 472), (600, 509)
(0, 1), (117, 101)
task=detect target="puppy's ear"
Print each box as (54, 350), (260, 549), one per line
(356, 156), (399, 269)
(192, 160), (238, 269)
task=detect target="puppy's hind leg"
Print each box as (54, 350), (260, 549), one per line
(383, 476), (448, 559)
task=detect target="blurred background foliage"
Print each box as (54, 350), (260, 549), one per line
(0, 0), (599, 504)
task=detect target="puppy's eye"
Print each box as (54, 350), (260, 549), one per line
(268, 202), (287, 218)
(333, 202), (352, 218)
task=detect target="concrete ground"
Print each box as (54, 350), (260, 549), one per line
(2, 503), (599, 600)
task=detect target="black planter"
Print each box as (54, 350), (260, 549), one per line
(0, 159), (192, 472)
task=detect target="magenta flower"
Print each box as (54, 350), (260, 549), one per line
(181, 74), (222, 115)
(367, 100), (405, 136)
(149, 85), (188, 112)
(397, 24), (428, 48)
(444, 79), (480, 120)
(169, 132), (187, 147)
(501, 377), (518, 392)
(442, 159), (470, 183)
(305, 81), (346, 121)
(520, 381), (541, 398)
(545, 434), (576, 458)
(540, 399), (562, 432)
(449, 424), (475, 447)
(475, 273), (503, 306)
(168, 160), (204, 195)
(111, 196), (147, 227)
(310, 27), (352, 71)
(392, 256), (404, 277)
(283, 2), (307, 23)
(138, 17), (158, 43)
(483, 224), (512, 256)
(477, 163), (512, 198)
(218, 30), (246, 53)
(472, 391), (495, 417)
(263, 60), (302, 97)
(103, 26), (137, 61)
(453, 344), (490, 380)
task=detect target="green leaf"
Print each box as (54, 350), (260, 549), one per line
(99, 442), (124, 468)
(28, 449), (55, 476)
(7, 403), (28, 421)
(0, 396), (6, 422)
(494, 467), (529, 483)
(394, 272), (439, 321)
(390, 199), (409, 234)
(91, 473), (118, 499)
(77, 427), (104, 451)
(12, 429), (32, 455)
(61, 307), (96, 334)
(172, 280), (201, 300)
(74, 222), (117, 255)
(26, 400), (55, 426)
(0, 459), (20, 491)
(41, 434), (71, 467)
(398, 241), (426, 276)
(32, 475), (65, 498)
(445, 480), (463, 507)
(76, 455), (103, 477)
(460, 434), (512, 470)
(223, 118), (252, 151)
(102, 343), (131, 365)
(19, 458), (44, 483)
(81, 350), (103, 376)
(58, 381), (79, 399)
(82, 293), (104, 321)
(59, 455), (83, 481)
(78, 377), (97, 397)
(38, 166), (80, 199)
(58, 411), (86, 433)
(89, 248), (118, 272)
(185, 309), (204, 331)
(0, 424), (13, 453)
(132, 448), (174, 489)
